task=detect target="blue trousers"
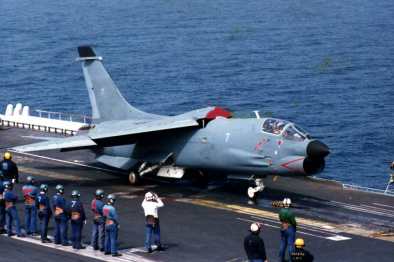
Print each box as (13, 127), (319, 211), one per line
(39, 215), (50, 240)
(54, 217), (69, 245)
(279, 225), (296, 262)
(91, 221), (105, 250)
(71, 222), (83, 249)
(145, 222), (161, 250)
(24, 205), (37, 234)
(105, 224), (118, 255)
(0, 204), (5, 230)
(6, 207), (21, 236)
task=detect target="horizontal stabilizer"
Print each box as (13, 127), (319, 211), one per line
(12, 135), (97, 152)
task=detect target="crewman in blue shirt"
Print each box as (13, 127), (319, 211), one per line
(0, 172), (6, 234)
(22, 176), (38, 235)
(68, 190), (86, 249)
(0, 152), (19, 184)
(52, 184), (69, 245)
(103, 194), (122, 257)
(36, 184), (52, 243)
(4, 181), (23, 237)
(91, 189), (105, 251)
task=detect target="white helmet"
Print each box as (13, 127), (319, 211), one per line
(283, 198), (292, 207)
(250, 223), (260, 233)
(145, 192), (154, 201)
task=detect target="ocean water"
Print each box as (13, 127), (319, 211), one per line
(1, 0), (393, 189)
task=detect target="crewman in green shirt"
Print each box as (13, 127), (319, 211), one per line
(278, 198), (297, 262)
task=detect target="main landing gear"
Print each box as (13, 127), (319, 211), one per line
(247, 178), (265, 200)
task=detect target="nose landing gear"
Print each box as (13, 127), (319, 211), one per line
(247, 178), (265, 200)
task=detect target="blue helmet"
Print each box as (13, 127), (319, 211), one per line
(55, 184), (64, 194)
(40, 184), (49, 193)
(3, 181), (12, 190)
(26, 176), (34, 184)
(71, 190), (81, 198)
(95, 189), (105, 199)
(107, 194), (116, 204)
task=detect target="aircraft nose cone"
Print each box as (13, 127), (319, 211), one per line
(307, 140), (330, 158)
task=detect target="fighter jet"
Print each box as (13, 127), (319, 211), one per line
(13, 46), (329, 198)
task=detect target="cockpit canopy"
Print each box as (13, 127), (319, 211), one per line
(262, 118), (309, 141)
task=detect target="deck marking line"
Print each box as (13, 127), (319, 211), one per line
(177, 198), (394, 242)
(1, 234), (155, 262)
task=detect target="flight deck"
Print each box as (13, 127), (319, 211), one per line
(0, 128), (393, 262)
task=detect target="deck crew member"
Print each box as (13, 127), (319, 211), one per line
(68, 190), (86, 249)
(52, 184), (69, 245)
(37, 184), (52, 243)
(4, 181), (23, 237)
(91, 189), (105, 251)
(278, 198), (297, 262)
(290, 238), (314, 262)
(142, 191), (164, 253)
(22, 176), (38, 235)
(0, 173), (6, 234)
(1, 152), (19, 184)
(103, 194), (121, 257)
(244, 223), (268, 262)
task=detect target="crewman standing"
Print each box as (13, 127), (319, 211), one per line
(244, 223), (268, 262)
(22, 176), (38, 235)
(91, 189), (105, 251)
(3, 181), (23, 237)
(1, 152), (19, 184)
(52, 184), (69, 245)
(68, 190), (86, 249)
(0, 173), (6, 234)
(290, 238), (314, 261)
(278, 198), (297, 262)
(37, 184), (52, 243)
(103, 194), (121, 257)
(141, 191), (164, 253)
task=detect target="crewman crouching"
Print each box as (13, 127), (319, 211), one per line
(91, 189), (105, 251)
(142, 192), (164, 253)
(37, 184), (52, 243)
(291, 238), (314, 261)
(103, 194), (121, 257)
(4, 181), (23, 237)
(22, 176), (38, 235)
(68, 190), (86, 249)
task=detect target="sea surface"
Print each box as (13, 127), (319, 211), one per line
(1, 0), (393, 189)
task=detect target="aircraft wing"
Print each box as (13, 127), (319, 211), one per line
(89, 118), (199, 146)
(12, 135), (97, 152)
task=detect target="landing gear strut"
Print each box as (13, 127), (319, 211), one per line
(247, 178), (265, 200)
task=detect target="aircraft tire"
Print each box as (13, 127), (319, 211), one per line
(128, 171), (140, 185)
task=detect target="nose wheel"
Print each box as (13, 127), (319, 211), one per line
(128, 171), (140, 185)
(247, 178), (265, 200)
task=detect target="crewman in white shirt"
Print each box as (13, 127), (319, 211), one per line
(141, 192), (164, 253)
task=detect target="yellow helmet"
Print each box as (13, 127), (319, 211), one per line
(4, 151), (12, 160)
(295, 238), (305, 248)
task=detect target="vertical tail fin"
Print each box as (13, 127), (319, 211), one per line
(77, 46), (160, 123)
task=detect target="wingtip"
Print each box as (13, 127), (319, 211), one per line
(78, 46), (96, 58)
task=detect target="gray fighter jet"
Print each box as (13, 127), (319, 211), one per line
(13, 46), (329, 198)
